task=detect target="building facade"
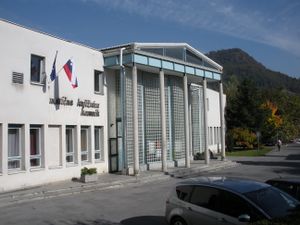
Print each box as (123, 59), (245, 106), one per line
(0, 19), (225, 192)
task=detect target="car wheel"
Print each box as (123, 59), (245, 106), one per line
(171, 217), (187, 225)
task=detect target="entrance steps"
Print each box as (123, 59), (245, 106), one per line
(166, 160), (240, 178)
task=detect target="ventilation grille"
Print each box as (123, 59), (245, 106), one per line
(12, 72), (24, 84)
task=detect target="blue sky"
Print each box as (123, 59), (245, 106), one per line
(1, 0), (300, 77)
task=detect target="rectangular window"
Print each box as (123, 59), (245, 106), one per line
(31, 54), (45, 84)
(30, 126), (42, 167)
(206, 98), (209, 111)
(0, 124), (2, 173)
(209, 127), (213, 145)
(66, 127), (75, 163)
(94, 126), (103, 161)
(94, 70), (104, 94)
(81, 127), (89, 162)
(214, 127), (217, 145)
(8, 125), (22, 170)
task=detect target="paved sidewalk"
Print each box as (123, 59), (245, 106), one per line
(0, 159), (239, 207)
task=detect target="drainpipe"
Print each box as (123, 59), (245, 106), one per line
(120, 47), (127, 173)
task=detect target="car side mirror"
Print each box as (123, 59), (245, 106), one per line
(238, 214), (251, 222)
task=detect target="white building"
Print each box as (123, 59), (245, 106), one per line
(0, 19), (225, 192)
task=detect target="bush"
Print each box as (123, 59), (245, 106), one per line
(228, 128), (257, 150)
(81, 167), (97, 176)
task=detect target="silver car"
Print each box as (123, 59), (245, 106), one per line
(165, 177), (299, 225)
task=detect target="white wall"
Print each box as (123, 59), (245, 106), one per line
(207, 88), (226, 153)
(0, 20), (108, 192)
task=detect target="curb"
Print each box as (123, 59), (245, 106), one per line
(167, 161), (240, 178)
(0, 173), (170, 208)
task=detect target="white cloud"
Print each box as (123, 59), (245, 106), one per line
(84, 0), (300, 56)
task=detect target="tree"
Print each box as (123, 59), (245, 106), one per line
(226, 79), (265, 132)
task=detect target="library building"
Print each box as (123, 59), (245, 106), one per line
(0, 19), (225, 192)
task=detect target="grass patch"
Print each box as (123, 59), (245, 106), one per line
(227, 147), (272, 157)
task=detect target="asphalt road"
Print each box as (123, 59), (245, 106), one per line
(208, 143), (300, 181)
(0, 143), (299, 225)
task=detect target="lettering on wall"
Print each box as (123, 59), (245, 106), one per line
(77, 99), (100, 117)
(49, 97), (100, 117)
(49, 97), (73, 106)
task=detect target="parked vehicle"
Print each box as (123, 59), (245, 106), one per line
(165, 177), (299, 225)
(266, 177), (300, 200)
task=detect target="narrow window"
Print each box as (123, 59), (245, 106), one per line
(31, 54), (45, 84)
(94, 126), (103, 161)
(81, 127), (89, 162)
(8, 125), (22, 170)
(66, 127), (75, 163)
(94, 70), (104, 94)
(30, 126), (42, 167)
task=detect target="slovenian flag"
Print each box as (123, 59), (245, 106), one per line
(63, 59), (78, 88)
(50, 51), (58, 81)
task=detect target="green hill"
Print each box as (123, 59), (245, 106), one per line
(206, 48), (300, 94)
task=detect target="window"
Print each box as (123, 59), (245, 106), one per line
(245, 187), (298, 219)
(66, 126), (75, 163)
(31, 54), (45, 84)
(8, 125), (22, 170)
(190, 186), (220, 209)
(0, 124), (2, 173)
(94, 70), (104, 94)
(176, 185), (193, 202)
(30, 126), (42, 167)
(81, 127), (89, 162)
(140, 48), (164, 56)
(94, 126), (103, 161)
(186, 50), (203, 66)
(189, 186), (263, 222)
(165, 48), (184, 60)
(206, 98), (209, 111)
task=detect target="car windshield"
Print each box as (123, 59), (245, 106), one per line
(244, 187), (299, 218)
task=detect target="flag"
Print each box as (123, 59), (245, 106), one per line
(63, 59), (78, 88)
(50, 51), (58, 81)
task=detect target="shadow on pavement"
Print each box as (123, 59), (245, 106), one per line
(286, 154), (300, 160)
(237, 161), (300, 167)
(237, 161), (300, 176)
(121, 216), (167, 225)
(45, 219), (120, 225)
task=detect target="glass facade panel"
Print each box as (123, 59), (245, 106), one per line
(186, 50), (203, 66)
(140, 48), (164, 56)
(165, 48), (183, 60)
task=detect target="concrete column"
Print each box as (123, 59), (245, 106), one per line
(76, 124), (81, 166)
(203, 78), (209, 164)
(219, 82), (226, 160)
(160, 69), (167, 172)
(90, 125), (95, 164)
(61, 124), (66, 167)
(24, 123), (30, 172)
(183, 74), (190, 168)
(132, 64), (139, 175)
(188, 85), (193, 161)
(43, 124), (49, 170)
(120, 66), (127, 171)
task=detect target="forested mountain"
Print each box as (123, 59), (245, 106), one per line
(206, 48), (300, 95)
(206, 48), (300, 148)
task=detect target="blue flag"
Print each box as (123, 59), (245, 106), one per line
(50, 51), (58, 81)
